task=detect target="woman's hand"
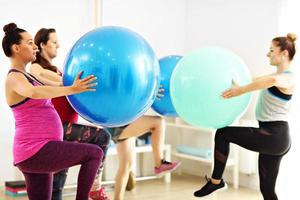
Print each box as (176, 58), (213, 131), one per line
(71, 71), (98, 93)
(156, 85), (165, 100)
(222, 81), (243, 99)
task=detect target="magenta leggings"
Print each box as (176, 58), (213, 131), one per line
(16, 141), (103, 200)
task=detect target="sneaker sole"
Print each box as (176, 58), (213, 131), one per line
(155, 162), (181, 178)
(193, 183), (228, 199)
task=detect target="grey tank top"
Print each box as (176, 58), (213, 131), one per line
(256, 73), (293, 122)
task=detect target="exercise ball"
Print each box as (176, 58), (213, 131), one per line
(170, 46), (251, 129)
(63, 26), (159, 127)
(151, 55), (182, 117)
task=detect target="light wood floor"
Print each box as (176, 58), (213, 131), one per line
(0, 174), (262, 200)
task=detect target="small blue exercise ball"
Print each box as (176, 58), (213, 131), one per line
(151, 55), (182, 117)
(170, 46), (251, 129)
(63, 26), (159, 127)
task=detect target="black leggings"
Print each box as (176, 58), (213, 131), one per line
(52, 122), (111, 200)
(212, 121), (291, 200)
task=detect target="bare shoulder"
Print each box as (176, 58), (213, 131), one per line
(31, 63), (43, 67)
(7, 70), (23, 79)
(276, 72), (294, 93)
(272, 72), (293, 79)
(6, 71), (26, 83)
(5, 72), (26, 89)
(30, 63), (43, 70)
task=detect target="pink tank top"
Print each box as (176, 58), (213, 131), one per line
(9, 70), (63, 165)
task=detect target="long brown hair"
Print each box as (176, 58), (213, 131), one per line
(33, 28), (57, 72)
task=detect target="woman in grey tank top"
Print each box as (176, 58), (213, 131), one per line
(194, 33), (297, 200)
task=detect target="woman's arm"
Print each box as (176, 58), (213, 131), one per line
(222, 73), (293, 98)
(30, 74), (62, 86)
(7, 71), (97, 99)
(252, 73), (276, 81)
(30, 63), (62, 82)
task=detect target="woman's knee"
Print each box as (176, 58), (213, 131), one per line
(151, 116), (164, 131)
(215, 129), (226, 143)
(88, 145), (104, 161)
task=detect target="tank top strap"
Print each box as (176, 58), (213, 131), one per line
(8, 69), (44, 85)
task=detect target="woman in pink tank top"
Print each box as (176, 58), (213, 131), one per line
(2, 22), (103, 200)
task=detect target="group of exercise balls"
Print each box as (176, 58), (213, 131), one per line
(63, 26), (251, 129)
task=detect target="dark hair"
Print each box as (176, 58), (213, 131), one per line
(272, 33), (297, 61)
(33, 28), (57, 72)
(2, 23), (26, 57)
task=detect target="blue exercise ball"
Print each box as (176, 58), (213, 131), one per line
(151, 55), (182, 117)
(170, 46), (251, 129)
(63, 26), (159, 127)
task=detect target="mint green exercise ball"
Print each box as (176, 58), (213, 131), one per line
(170, 46), (251, 129)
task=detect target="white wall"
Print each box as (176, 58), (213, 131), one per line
(102, 0), (186, 57)
(0, 0), (96, 185)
